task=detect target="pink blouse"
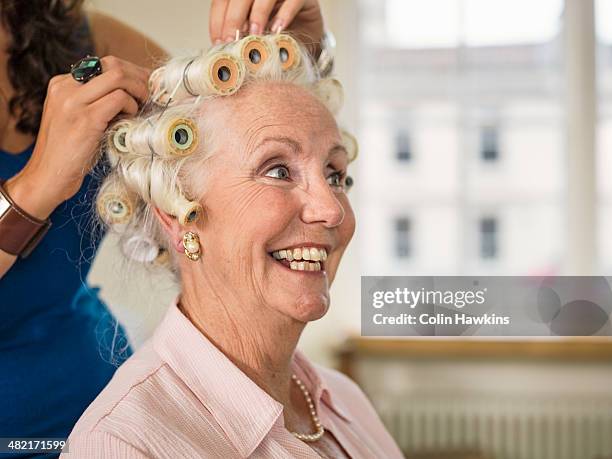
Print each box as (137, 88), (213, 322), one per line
(61, 300), (404, 458)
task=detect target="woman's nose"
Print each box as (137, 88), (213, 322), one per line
(300, 178), (345, 228)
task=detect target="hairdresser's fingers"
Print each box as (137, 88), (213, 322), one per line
(36, 73), (75, 148)
(103, 55), (151, 88)
(248, 0), (276, 35)
(268, 0), (305, 32)
(87, 89), (139, 126)
(210, 0), (230, 44)
(50, 73), (72, 85)
(76, 63), (149, 104)
(221, 0), (254, 42)
(46, 72), (81, 94)
(41, 74), (72, 122)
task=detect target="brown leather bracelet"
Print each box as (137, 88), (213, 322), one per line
(0, 179), (52, 258)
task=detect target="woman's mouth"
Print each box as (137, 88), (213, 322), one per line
(268, 246), (328, 272)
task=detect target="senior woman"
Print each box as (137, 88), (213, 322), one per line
(62, 34), (403, 459)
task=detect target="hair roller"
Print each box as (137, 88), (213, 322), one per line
(312, 78), (344, 115)
(96, 175), (137, 226)
(156, 52), (246, 101)
(148, 160), (203, 225)
(149, 65), (170, 106)
(177, 201), (203, 226)
(340, 129), (359, 163)
(175, 52), (246, 98)
(240, 35), (271, 73)
(148, 56), (197, 104)
(166, 118), (199, 156)
(106, 119), (135, 166)
(204, 52), (245, 95)
(275, 34), (301, 71)
(121, 234), (161, 264)
(127, 112), (199, 158)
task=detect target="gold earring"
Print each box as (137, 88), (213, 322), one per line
(182, 231), (201, 261)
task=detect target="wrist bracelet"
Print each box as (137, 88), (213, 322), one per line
(0, 179), (52, 258)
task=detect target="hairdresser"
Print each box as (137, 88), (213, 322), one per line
(0, 0), (324, 451)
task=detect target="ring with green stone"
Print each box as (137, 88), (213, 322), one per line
(70, 55), (102, 83)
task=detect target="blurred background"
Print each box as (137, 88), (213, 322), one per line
(86, 0), (612, 457)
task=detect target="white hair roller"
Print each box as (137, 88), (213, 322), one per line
(240, 35), (271, 73)
(149, 160), (203, 226)
(149, 65), (170, 105)
(121, 234), (161, 264)
(165, 118), (199, 157)
(176, 200), (203, 226)
(127, 112), (199, 159)
(340, 129), (359, 163)
(106, 119), (135, 166)
(149, 57), (194, 105)
(96, 174), (137, 227)
(200, 51), (246, 95)
(312, 78), (344, 115)
(158, 51), (246, 101)
(275, 34), (301, 72)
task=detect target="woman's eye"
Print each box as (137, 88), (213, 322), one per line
(327, 172), (344, 188)
(265, 165), (290, 180)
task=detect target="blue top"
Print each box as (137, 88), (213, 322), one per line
(0, 146), (132, 458)
(0, 20), (131, 459)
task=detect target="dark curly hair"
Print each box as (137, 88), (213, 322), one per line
(0, 0), (92, 136)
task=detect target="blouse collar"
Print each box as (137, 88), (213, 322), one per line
(153, 298), (350, 457)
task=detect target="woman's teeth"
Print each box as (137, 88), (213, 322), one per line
(290, 260), (321, 271)
(271, 247), (327, 271)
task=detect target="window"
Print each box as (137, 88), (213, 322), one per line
(359, 0), (564, 275)
(480, 126), (499, 161)
(384, 0), (562, 48)
(480, 217), (498, 259)
(394, 217), (412, 258)
(396, 131), (412, 162)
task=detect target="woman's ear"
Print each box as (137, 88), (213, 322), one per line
(152, 206), (183, 253)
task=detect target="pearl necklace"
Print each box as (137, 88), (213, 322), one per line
(290, 374), (325, 442)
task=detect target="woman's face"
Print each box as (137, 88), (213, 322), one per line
(193, 81), (355, 323)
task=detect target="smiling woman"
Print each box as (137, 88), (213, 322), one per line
(61, 33), (403, 459)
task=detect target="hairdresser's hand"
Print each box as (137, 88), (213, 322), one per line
(5, 56), (150, 220)
(210, 0), (324, 55)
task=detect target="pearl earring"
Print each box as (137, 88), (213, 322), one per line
(182, 231), (201, 261)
